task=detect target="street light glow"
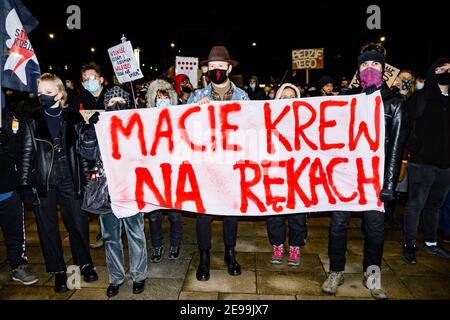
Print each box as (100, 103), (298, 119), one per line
(90, 47), (96, 53)
(49, 33), (55, 39)
(380, 36), (386, 42)
(252, 42), (256, 47)
(170, 43), (175, 48)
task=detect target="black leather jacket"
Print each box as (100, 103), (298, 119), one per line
(19, 107), (90, 198)
(378, 84), (409, 192)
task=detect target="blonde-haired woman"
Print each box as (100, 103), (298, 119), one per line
(20, 73), (98, 293)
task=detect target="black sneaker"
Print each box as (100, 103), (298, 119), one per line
(151, 246), (164, 263)
(168, 246), (180, 260)
(81, 265), (99, 282)
(403, 243), (417, 264)
(423, 245), (450, 259)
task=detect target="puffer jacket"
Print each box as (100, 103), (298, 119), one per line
(19, 107), (90, 198)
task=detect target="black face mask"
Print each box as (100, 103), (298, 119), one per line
(107, 102), (128, 112)
(39, 94), (58, 109)
(181, 85), (192, 94)
(436, 71), (450, 86)
(208, 69), (228, 85)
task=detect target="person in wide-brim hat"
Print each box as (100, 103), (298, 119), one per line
(200, 46), (238, 67)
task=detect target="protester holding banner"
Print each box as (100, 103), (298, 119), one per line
(403, 57), (450, 263)
(321, 45), (408, 300)
(80, 86), (148, 297)
(0, 97), (38, 285)
(266, 83), (307, 266)
(19, 74), (98, 293)
(188, 46), (249, 281)
(145, 79), (183, 262)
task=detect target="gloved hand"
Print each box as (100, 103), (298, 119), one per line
(379, 188), (395, 203)
(0, 128), (9, 155)
(88, 112), (100, 125)
(16, 186), (40, 206)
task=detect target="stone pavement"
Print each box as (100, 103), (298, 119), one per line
(0, 208), (449, 300)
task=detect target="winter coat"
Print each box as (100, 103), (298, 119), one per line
(19, 107), (90, 198)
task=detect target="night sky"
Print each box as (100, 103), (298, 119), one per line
(22, 0), (449, 86)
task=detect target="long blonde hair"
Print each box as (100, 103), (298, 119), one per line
(37, 73), (68, 108)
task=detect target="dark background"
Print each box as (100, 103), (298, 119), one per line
(22, 0), (449, 86)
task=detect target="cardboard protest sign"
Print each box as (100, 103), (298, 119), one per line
(292, 48), (324, 70)
(95, 93), (385, 218)
(175, 56), (199, 89)
(80, 110), (104, 124)
(108, 41), (143, 84)
(349, 63), (400, 88)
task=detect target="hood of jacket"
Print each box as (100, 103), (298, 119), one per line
(275, 83), (301, 99)
(145, 79), (179, 108)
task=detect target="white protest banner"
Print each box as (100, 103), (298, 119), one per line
(95, 93), (385, 218)
(349, 63), (400, 88)
(80, 110), (104, 124)
(175, 56), (199, 89)
(292, 48), (324, 70)
(108, 41), (144, 84)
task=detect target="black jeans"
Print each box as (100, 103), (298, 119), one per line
(0, 192), (28, 269)
(267, 214), (308, 246)
(34, 157), (93, 273)
(197, 215), (237, 251)
(328, 210), (384, 272)
(403, 163), (450, 243)
(149, 209), (182, 247)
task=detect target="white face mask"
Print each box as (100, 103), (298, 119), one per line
(416, 82), (425, 91)
(156, 98), (171, 107)
(249, 83), (256, 90)
(269, 93), (275, 99)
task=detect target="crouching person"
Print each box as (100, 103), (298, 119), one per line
(80, 86), (148, 297)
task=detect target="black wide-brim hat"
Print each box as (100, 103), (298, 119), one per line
(200, 46), (238, 67)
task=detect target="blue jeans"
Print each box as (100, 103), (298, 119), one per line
(100, 212), (148, 285)
(440, 192), (450, 234)
(149, 210), (182, 248)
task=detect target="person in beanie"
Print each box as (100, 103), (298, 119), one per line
(267, 83), (308, 267)
(403, 57), (450, 263)
(20, 74), (98, 293)
(0, 91), (38, 285)
(318, 75), (335, 96)
(80, 86), (148, 297)
(188, 46), (249, 281)
(321, 45), (408, 300)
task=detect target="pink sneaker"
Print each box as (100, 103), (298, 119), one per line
(271, 245), (284, 264)
(288, 246), (300, 266)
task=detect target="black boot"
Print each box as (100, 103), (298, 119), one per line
(224, 246), (241, 276)
(54, 272), (68, 293)
(403, 241), (417, 264)
(196, 250), (210, 281)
